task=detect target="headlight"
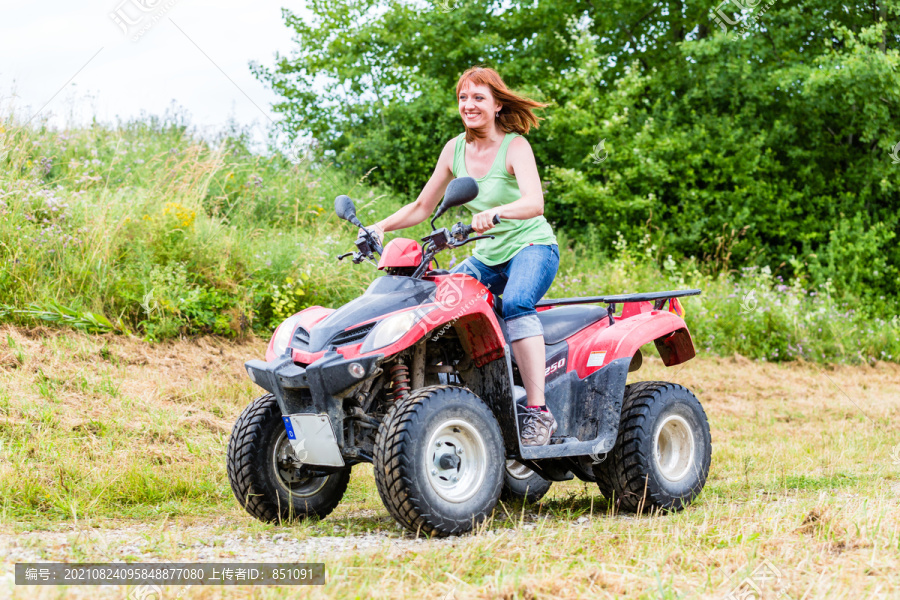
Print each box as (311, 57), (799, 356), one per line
(360, 307), (437, 353)
(271, 314), (304, 357)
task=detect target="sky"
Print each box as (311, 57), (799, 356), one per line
(0, 0), (302, 147)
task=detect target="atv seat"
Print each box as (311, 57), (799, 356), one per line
(493, 299), (607, 345)
(537, 305), (608, 345)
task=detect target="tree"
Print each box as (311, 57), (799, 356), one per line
(255, 0), (900, 298)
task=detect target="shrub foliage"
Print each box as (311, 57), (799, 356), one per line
(255, 0), (900, 303)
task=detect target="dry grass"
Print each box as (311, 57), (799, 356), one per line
(1, 328), (899, 599)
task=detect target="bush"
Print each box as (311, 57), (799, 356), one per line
(546, 233), (900, 365)
(255, 0), (900, 303)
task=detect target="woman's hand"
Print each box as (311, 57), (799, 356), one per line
(472, 208), (502, 234)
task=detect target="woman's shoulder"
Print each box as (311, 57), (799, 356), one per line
(507, 132), (529, 148)
(440, 135), (465, 156)
(506, 133), (533, 160)
(443, 134), (467, 177)
(443, 134), (465, 152)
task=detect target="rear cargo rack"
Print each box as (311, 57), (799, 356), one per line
(536, 288), (701, 308)
(537, 289), (701, 326)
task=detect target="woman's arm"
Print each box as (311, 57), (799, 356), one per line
(362, 140), (456, 243)
(471, 136), (544, 233)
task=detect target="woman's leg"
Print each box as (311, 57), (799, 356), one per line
(502, 245), (560, 445)
(503, 245), (559, 405)
(510, 336), (547, 406)
(450, 256), (507, 296)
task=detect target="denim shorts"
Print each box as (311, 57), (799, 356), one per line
(451, 244), (560, 342)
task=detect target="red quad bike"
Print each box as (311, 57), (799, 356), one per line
(227, 177), (712, 537)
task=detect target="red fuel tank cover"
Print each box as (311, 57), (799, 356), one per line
(378, 238), (423, 270)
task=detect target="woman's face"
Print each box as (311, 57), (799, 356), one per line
(458, 82), (502, 130)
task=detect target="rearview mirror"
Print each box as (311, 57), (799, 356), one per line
(432, 177), (479, 225)
(335, 195), (362, 227)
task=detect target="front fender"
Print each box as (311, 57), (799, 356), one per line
(571, 311), (695, 377)
(265, 306), (335, 362)
(354, 274), (505, 366)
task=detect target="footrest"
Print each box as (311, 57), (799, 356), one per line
(519, 435), (614, 460)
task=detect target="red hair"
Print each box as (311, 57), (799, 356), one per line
(455, 67), (548, 143)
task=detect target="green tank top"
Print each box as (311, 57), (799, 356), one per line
(451, 132), (557, 266)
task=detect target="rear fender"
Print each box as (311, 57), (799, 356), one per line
(569, 311), (695, 377)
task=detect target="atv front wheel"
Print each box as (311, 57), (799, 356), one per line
(373, 385), (504, 537)
(227, 394), (350, 523)
(594, 381), (711, 512)
(500, 460), (551, 503)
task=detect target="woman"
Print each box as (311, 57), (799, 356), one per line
(363, 66), (560, 447)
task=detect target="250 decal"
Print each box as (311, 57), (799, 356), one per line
(545, 358), (565, 377)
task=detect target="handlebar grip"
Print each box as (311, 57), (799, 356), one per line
(461, 214), (500, 236)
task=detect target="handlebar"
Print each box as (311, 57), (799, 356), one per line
(458, 214), (501, 237)
(337, 206), (500, 270)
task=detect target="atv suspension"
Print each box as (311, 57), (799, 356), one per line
(390, 363), (411, 401)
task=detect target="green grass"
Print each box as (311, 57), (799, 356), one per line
(0, 115), (417, 340)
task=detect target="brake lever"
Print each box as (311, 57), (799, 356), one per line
(352, 252), (376, 265)
(357, 230), (383, 256)
(453, 234), (495, 247)
(337, 252), (354, 261)
(452, 214), (500, 241)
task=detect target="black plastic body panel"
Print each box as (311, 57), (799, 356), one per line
(297, 276), (436, 351)
(245, 352), (384, 450)
(462, 347), (517, 456)
(518, 357), (630, 461)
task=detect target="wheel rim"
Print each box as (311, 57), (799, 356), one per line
(271, 430), (329, 498)
(654, 414), (695, 483)
(426, 418), (488, 503)
(505, 460), (534, 481)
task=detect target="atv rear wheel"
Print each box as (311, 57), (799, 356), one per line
(500, 461), (551, 503)
(227, 394), (350, 523)
(373, 385), (504, 537)
(594, 381), (711, 512)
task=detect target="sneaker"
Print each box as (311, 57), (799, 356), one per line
(520, 406), (558, 447)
